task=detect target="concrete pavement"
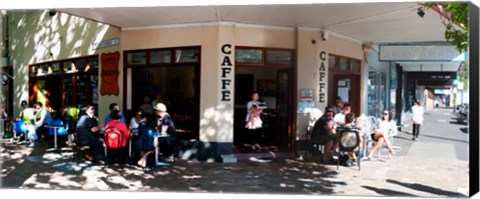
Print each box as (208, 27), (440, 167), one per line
(0, 107), (470, 198)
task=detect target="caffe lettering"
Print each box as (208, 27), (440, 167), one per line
(220, 44), (233, 101)
(318, 51), (327, 103)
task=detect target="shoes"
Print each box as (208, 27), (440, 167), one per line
(93, 159), (105, 165)
(412, 138), (415, 141)
(389, 149), (396, 156)
(28, 143), (36, 147)
(86, 154), (94, 161)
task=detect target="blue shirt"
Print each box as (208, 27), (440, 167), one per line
(104, 114), (126, 125)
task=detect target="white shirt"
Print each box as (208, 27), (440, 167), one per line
(334, 112), (346, 126)
(412, 105), (424, 124)
(374, 119), (397, 135)
(129, 118), (145, 130)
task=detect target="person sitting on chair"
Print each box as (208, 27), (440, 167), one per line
(340, 113), (362, 161)
(367, 110), (396, 159)
(311, 106), (338, 164)
(34, 102), (53, 143)
(76, 105), (104, 164)
(153, 103), (176, 162)
(135, 114), (157, 167)
(104, 110), (131, 149)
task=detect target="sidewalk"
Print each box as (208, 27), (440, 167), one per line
(0, 108), (470, 198)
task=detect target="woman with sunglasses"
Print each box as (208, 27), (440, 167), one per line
(366, 110), (397, 159)
(129, 109), (146, 136)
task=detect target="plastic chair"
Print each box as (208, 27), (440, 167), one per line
(48, 119), (69, 152)
(103, 126), (127, 167)
(13, 120), (29, 146)
(364, 116), (394, 159)
(336, 127), (361, 171)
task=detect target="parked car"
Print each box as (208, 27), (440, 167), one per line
(455, 103), (468, 123)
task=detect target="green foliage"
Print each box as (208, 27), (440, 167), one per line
(424, 2), (468, 53)
(424, 2), (469, 91)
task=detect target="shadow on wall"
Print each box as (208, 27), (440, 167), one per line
(12, 10), (119, 116)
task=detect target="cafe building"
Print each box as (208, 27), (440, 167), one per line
(4, 4), (454, 161)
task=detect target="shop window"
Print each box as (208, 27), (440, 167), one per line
(367, 68), (386, 117)
(30, 55), (99, 113)
(31, 64), (49, 76)
(351, 60), (360, 73)
(175, 48), (199, 63)
(127, 51), (147, 65)
(328, 56), (336, 68)
(339, 57), (349, 71)
(236, 49), (263, 64)
(266, 50), (293, 65)
(151, 50), (172, 64)
(88, 57), (99, 70)
(74, 59), (87, 72)
(329, 54), (361, 74)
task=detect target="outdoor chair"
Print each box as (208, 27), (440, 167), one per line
(48, 119), (68, 151)
(304, 126), (325, 159)
(336, 127), (361, 171)
(71, 131), (90, 162)
(364, 116), (395, 159)
(103, 126), (128, 168)
(13, 120), (29, 146)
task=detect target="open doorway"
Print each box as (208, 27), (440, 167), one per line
(233, 66), (294, 153)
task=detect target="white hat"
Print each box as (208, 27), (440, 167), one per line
(154, 103), (167, 112)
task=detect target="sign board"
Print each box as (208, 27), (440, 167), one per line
(379, 45), (465, 61)
(100, 52), (120, 96)
(300, 89), (314, 101)
(91, 38), (120, 50)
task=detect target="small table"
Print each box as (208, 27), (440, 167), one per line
(154, 134), (171, 167)
(46, 125), (62, 153)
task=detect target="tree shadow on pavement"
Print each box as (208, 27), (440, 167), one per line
(386, 179), (465, 197)
(361, 185), (417, 197)
(2, 139), (349, 195)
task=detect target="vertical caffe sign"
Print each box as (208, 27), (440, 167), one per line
(101, 52), (120, 96)
(220, 44), (233, 101)
(318, 51), (327, 103)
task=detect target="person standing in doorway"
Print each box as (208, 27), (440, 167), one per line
(411, 99), (424, 141)
(244, 91), (265, 151)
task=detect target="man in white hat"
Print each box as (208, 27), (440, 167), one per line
(153, 103), (176, 161)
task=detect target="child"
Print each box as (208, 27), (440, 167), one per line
(27, 119), (38, 147)
(245, 105), (263, 130)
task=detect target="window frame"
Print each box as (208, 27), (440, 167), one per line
(235, 46), (295, 67)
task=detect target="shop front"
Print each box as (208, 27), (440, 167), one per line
(11, 10), (368, 162)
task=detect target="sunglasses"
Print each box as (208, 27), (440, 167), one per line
(383, 113), (389, 115)
(136, 114), (142, 116)
(327, 110), (334, 113)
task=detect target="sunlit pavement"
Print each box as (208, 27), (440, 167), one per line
(0, 108), (469, 197)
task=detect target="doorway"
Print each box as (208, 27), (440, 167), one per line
(233, 66), (294, 153)
(333, 74), (360, 115)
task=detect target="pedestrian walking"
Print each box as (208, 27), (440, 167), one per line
(411, 99), (424, 141)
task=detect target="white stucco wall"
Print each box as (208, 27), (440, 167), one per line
(11, 10), (121, 121)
